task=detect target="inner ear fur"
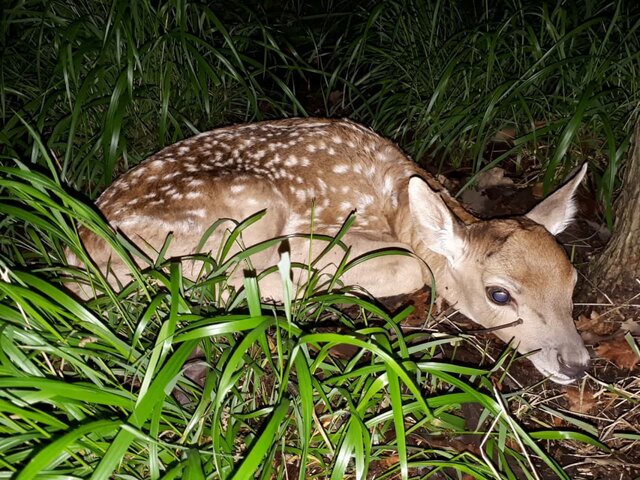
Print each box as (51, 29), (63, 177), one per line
(408, 176), (466, 263)
(526, 164), (587, 235)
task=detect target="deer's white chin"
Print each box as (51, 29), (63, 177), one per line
(544, 371), (577, 385)
(531, 357), (579, 385)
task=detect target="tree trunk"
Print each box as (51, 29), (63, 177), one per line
(593, 122), (640, 293)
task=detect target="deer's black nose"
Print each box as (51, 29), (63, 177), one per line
(557, 353), (589, 380)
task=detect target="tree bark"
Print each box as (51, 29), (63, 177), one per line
(593, 122), (640, 293)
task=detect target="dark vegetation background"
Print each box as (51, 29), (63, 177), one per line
(3, 0), (639, 218)
(1, 0), (639, 478)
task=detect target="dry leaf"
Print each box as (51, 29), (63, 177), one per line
(595, 337), (640, 370)
(621, 318), (640, 335)
(492, 127), (516, 144)
(551, 415), (564, 427)
(476, 167), (514, 189)
(576, 311), (617, 336)
(328, 90), (343, 107)
(532, 182), (545, 199)
(564, 386), (597, 414)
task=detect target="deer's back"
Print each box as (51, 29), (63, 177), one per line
(97, 118), (420, 235)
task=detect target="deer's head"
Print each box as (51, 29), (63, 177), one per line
(408, 165), (589, 384)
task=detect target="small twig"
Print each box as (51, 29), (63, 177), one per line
(492, 381), (542, 480)
(464, 318), (524, 334)
(575, 303), (640, 308)
(479, 414), (502, 480)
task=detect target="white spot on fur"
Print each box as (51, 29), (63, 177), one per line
(306, 144), (317, 153)
(382, 175), (395, 196)
(284, 214), (305, 233)
(333, 164), (349, 174)
(366, 166), (376, 179)
(376, 151), (391, 162)
(186, 191), (202, 199)
(267, 153), (282, 166)
(230, 184), (246, 193)
(285, 155), (298, 167)
(358, 194), (374, 209)
(332, 135), (343, 144)
(190, 209), (207, 217)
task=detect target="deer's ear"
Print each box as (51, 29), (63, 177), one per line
(408, 177), (467, 264)
(526, 164), (587, 235)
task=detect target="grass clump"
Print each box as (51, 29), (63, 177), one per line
(4, 0), (640, 222)
(1, 0), (306, 194)
(327, 0), (640, 224)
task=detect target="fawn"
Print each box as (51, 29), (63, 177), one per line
(68, 118), (590, 384)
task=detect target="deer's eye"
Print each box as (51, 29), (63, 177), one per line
(487, 287), (511, 305)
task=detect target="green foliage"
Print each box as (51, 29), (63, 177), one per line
(325, 0), (639, 225)
(1, 0), (307, 194)
(0, 0), (631, 477)
(3, 0), (640, 224)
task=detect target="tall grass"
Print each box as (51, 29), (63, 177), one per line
(1, 0), (310, 195)
(328, 0), (640, 225)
